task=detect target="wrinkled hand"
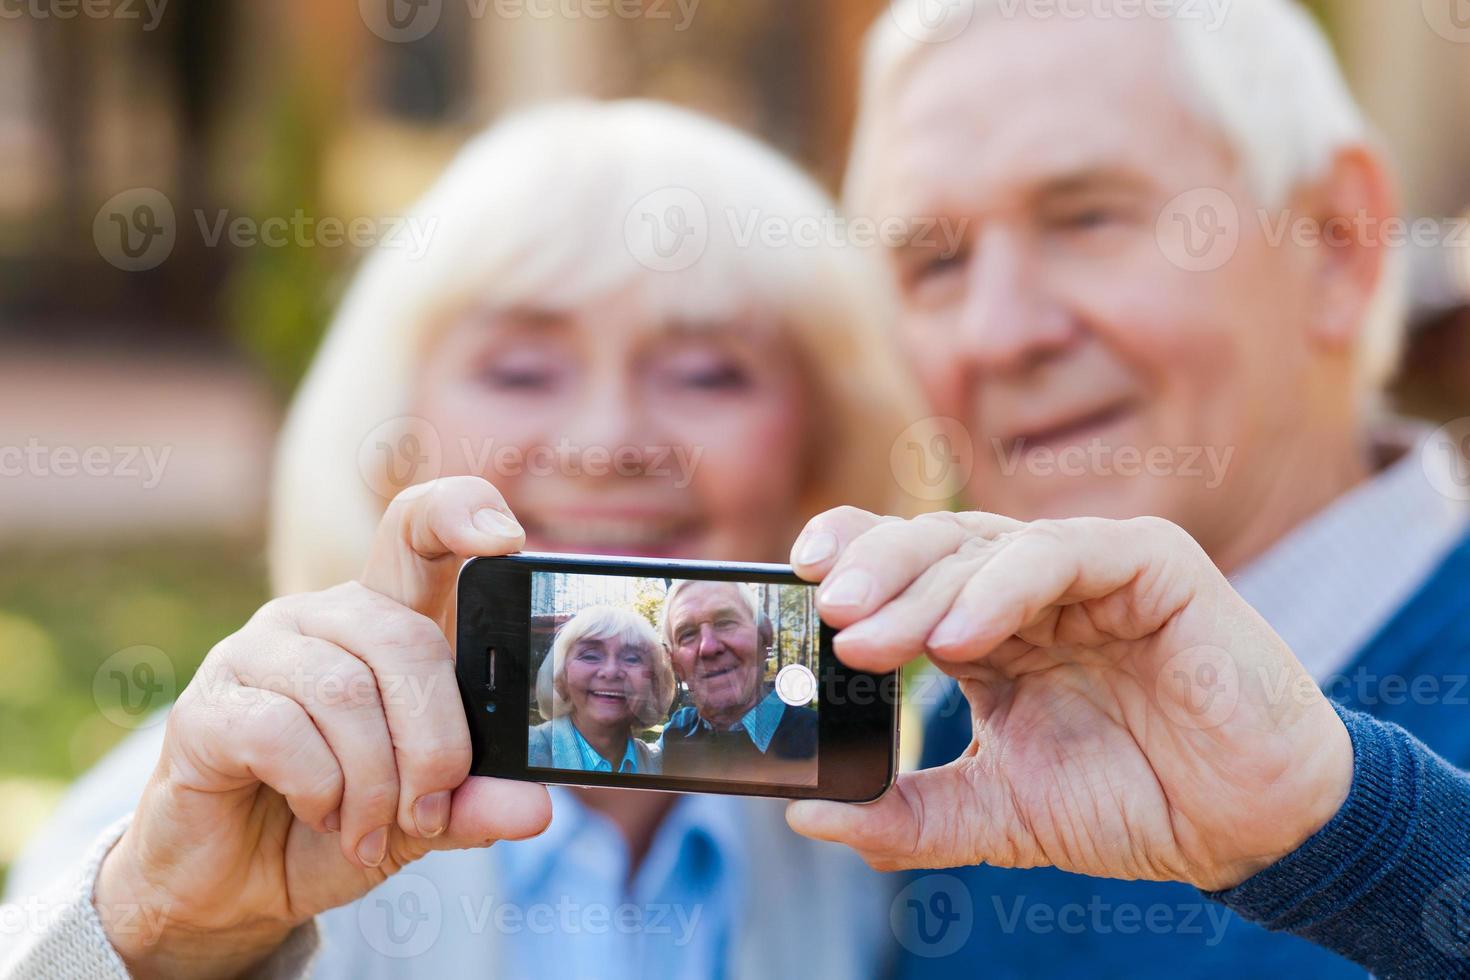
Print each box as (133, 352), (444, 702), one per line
(785, 509), (1352, 892)
(96, 477), (551, 979)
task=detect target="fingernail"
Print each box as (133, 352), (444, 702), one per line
(821, 570), (874, 609)
(324, 810), (340, 832)
(474, 508), (523, 539)
(835, 619), (878, 647)
(413, 791), (451, 838)
(794, 531), (837, 567)
(357, 826), (389, 867)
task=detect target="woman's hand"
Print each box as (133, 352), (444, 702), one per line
(94, 477), (552, 979)
(784, 509), (1353, 892)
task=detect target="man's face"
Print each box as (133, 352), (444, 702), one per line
(665, 582), (764, 722)
(873, 16), (1335, 557)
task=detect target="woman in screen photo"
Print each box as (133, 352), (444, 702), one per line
(529, 605), (674, 774)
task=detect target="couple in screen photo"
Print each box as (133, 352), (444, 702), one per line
(528, 577), (819, 785)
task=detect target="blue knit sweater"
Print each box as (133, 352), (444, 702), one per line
(1207, 702), (1470, 978)
(894, 529), (1470, 978)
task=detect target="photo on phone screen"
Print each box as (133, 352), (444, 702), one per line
(526, 571), (820, 787)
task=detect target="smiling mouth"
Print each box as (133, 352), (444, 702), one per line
(588, 690), (628, 701)
(1004, 401), (1137, 454)
(701, 666), (738, 682)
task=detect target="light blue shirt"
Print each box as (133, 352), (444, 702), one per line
(663, 689), (788, 752)
(568, 724), (641, 773)
(530, 718), (661, 774)
(492, 787), (746, 980)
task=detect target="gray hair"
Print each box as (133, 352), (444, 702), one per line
(268, 98), (932, 596)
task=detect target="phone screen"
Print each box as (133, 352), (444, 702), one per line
(525, 571), (820, 787)
(459, 553), (896, 802)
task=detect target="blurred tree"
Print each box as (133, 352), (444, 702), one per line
(631, 578), (666, 632)
(224, 89), (336, 397)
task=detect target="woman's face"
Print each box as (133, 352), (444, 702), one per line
(560, 635), (656, 731)
(413, 284), (810, 562)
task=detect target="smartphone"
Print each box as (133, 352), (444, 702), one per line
(456, 553), (898, 802)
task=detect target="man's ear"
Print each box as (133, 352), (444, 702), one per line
(1294, 145), (1397, 352)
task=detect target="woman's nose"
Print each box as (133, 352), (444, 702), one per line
(561, 378), (647, 463)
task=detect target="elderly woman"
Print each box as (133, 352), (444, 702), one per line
(530, 605), (674, 774)
(2, 99), (926, 979)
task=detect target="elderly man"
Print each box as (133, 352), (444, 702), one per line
(838, 0), (1470, 975)
(659, 580), (818, 783)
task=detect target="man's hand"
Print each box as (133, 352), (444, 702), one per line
(94, 477), (552, 979)
(785, 509), (1353, 892)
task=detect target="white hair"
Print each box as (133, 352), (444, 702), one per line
(848, 0), (1406, 395)
(270, 99), (930, 595)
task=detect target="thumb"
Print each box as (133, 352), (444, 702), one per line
(785, 766), (982, 872)
(360, 476), (525, 624)
(406, 777), (552, 861)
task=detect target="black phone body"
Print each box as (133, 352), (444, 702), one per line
(457, 553), (898, 802)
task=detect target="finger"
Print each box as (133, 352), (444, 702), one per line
(229, 635), (401, 868)
(784, 764), (989, 872)
(789, 506), (895, 581)
(816, 512), (1021, 628)
(289, 584), (470, 842)
(830, 548), (990, 673)
(926, 516), (1198, 662)
(183, 685), (344, 834)
(360, 476), (525, 623)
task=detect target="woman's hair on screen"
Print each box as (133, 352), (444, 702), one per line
(536, 603), (676, 727)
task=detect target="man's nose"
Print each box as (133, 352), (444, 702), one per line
(695, 624), (722, 658)
(954, 227), (1077, 374)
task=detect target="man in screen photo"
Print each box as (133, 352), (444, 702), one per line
(659, 580), (818, 784)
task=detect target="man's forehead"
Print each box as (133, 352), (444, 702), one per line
(669, 581), (746, 619)
(872, 14), (1212, 214)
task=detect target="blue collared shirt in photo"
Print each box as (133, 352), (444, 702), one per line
(571, 725), (640, 773)
(537, 717), (660, 774)
(663, 689), (788, 752)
